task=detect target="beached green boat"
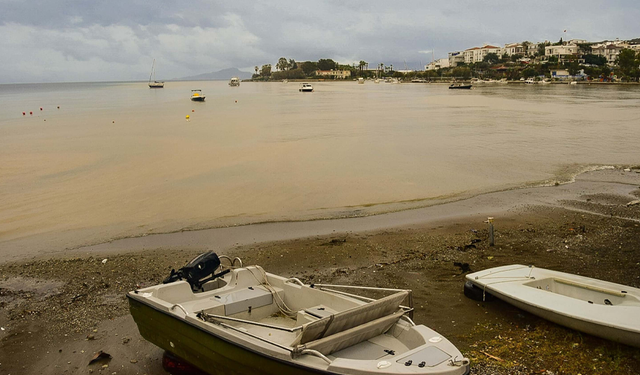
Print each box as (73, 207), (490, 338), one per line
(128, 252), (470, 375)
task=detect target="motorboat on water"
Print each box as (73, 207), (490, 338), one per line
(524, 78), (536, 84)
(229, 77), (240, 87)
(191, 89), (205, 101)
(128, 252), (470, 375)
(299, 83), (314, 92)
(448, 83), (472, 90)
(357, 78), (365, 84)
(148, 59), (165, 88)
(465, 264), (640, 347)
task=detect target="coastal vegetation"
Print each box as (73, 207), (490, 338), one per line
(252, 46), (640, 82)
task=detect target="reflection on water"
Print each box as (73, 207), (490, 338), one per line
(1, 81), (639, 252)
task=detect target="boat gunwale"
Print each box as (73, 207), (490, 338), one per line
(127, 293), (343, 375)
(466, 266), (640, 334)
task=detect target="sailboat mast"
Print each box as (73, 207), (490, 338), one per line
(149, 59), (155, 83)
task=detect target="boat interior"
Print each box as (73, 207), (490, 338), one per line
(132, 254), (466, 369)
(525, 278), (640, 306)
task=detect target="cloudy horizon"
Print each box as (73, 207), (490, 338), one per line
(1, 0), (639, 84)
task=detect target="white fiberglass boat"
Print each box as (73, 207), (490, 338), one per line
(129, 252), (470, 375)
(299, 83), (314, 92)
(465, 264), (640, 347)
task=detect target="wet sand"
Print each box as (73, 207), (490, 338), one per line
(1, 168), (640, 374)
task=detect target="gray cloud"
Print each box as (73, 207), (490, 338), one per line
(1, 0), (639, 83)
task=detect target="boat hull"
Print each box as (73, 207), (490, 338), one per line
(129, 297), (334, 375)
(466, 265), (640, 347)
(191, 97), (206, 101)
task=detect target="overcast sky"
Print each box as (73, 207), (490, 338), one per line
(1, 0), (639, 83)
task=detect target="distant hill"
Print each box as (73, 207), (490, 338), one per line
(177, 68), (252, 81)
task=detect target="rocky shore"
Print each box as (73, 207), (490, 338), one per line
(1, 168), (639, 375)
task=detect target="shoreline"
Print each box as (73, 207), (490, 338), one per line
(1, 168), (639, 374)
(3, 167), (638, 265)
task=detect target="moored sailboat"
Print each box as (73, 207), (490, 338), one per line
(148, 59), (165, 88)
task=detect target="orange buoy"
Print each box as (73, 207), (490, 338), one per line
(22, 112), (25, 116)
(40, 107), (43, 111)
(30, 111), (33, 115)
(192, 109), (194, 112)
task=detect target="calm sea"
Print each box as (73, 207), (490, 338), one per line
(1, 81), (639, 254)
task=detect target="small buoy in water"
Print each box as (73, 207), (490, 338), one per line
(192, 109), (194, 112)
(44, 119), (46, 122)
(112, 120), (115, 123)
(22, 112), (25, 116)
(40, 107), (43, 111)
(30, 111), (33, 115)
(186, 115), (190, 121)
(235, 100), (237, 103)
(57, 106), (60, 109)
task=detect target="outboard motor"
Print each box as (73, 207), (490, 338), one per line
(163, 251), (230, 292)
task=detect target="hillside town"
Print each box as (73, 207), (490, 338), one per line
(253, 37), (640, 82)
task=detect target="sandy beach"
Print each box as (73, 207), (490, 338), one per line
(1, 167), (640, 375)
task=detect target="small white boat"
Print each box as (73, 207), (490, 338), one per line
(465, 264), (640, 347)
(190, 89), (205, 101)
(357, 77), (364, 84)
(299, 83), (313, 92)
(569, 81), (578, 85)
(524, 78), (536, 84)
(148, 59), (165, 88)
(229, 77), (240, 87)
(129, 252), (470, 375)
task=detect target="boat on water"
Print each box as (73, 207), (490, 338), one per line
(524, 78), (536, 84)
(128, 252), (470, 375)
(148, 59), (165, 88)
(229, 77), (240, 87)
(465, 264), (640, 347)
(299, 83), (314, 92)
(191, 89), (205, 101)
(358, 77), (365, 84)
(448, 83), (472, 90)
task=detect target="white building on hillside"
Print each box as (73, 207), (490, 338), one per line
(448, 51), (464, 67)
(425, 58), (450, 70)
(463, 45), (502, 64)
(545, 44), (578, 62)
(503, 43), (525, 56)
(592, 44), (623, 65)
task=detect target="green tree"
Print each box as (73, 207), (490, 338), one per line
(616, 49), (638, 76)
(483, 53), (500, 64)
(289, 59), (297, 70)
(260, 64), (272, 77)
(583, 54), (607, 66)
(300, 61), (318, 75)
(317, 59), (337, 70)
(522, 67), (537, 78)
(567, 61), (581, 76)
(276, 57), (290, 71)
(358, 61), (367, 71)
(577, 43), (593, 55)
(254, 66), (259, 75)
